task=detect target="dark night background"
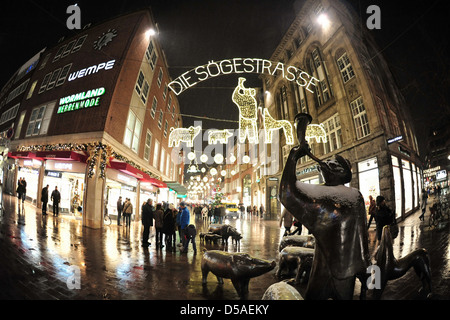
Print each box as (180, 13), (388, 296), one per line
(1, 0), (449, 161)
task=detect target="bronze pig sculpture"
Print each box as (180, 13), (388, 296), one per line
(262, 280), (304, 300)
(279, 235), (315, 251)
(276, 246), (315, 284)
(201, 250), (276, 299)
(208, 224), (242, 245)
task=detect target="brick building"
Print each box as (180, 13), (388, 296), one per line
(0, 9), (184, 228)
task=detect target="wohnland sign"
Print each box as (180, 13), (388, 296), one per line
(57, 87), (105, 114)
(168, 58), (319, 95)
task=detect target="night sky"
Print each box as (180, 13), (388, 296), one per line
(1, 0), (448, 159)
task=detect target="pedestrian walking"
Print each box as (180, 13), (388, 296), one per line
(51, 186), (61, 216)
(163, 204), (177, 250)
(122, 198), (133, 227)
(179, 202), (190, 251)
(154, 203), (164, 248)
(374, 196), (394, 241)
(367, 195), (376, 229)
(41, 184), (49, 215)
(141, 199), (154, 247)
(21, 178), (27, 203)
(117, 196), (123, 226)
(419, 189), (428, 221)
(279, 208), (294, 236)
(16, 178), (24, 203)
(201, 205), (209, 222)
(213, 205), (221, 224)
(182, 224), (197, 254)
(260, 204), (265, 218)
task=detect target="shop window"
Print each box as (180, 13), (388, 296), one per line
(337, 52), (355, 83)
(357, 157), (380, 210)
(350, 97), (370, 139)
(391, 156), (402, 219)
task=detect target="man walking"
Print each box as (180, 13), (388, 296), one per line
(41, 184), (49, 215)
(117, 196), (123, 226)
(51, 186), (61, 217)
(179, 202), (190, 251)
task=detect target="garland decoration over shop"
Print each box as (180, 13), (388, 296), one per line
(16, 141), (158, 180)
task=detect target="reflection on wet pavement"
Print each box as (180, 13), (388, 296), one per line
(0, 194), (449, 300)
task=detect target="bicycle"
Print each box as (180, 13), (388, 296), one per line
(428, 202), (447, 228)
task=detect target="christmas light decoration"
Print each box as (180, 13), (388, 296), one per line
(187, 152), (196, 161)
(232, 77), (258, 144)
(168, 125), (201, 147)
(208, 129), (233, 144)
(242, 155), (250, 164)
(214, 153), (224, 164)
(200, 154), (208, 163)
(210, 168), (218, 176)
(305, 124), (328, 143)
(263, 108), (294, 145)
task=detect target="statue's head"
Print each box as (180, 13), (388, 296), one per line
(318, 155), (352, 186)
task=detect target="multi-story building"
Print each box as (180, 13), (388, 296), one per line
(0, 9), (185, 228)
(424, 118), (449, 192)
(261, 0), (422, 220)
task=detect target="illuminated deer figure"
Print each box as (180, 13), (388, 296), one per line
(232, 77), (258, 144)
(263, 108), (294, 145)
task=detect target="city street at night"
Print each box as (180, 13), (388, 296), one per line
(0, 194), (448, 301)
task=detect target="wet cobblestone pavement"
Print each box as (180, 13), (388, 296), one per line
(0, 194), (449, 300)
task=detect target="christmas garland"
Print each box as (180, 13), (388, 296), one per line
(16, 141), (160, 180)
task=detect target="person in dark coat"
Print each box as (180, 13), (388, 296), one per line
(117, 196), (123, 226)
(163, 204), (177, 250)
(374, 196), (394, 241)
(51, 186), (61, 217)
(41, 184), (49, 215)
(141, 199), (154, 247)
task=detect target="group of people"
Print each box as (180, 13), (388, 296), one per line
(117, 197), (196, 253)
(17, 178), (61, 217)
(40, 184), (61, 216)
(245, 204), (265, 217)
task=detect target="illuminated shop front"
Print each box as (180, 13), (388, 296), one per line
(42, 160), (85, 214)
(17, 158), (42, 205)
(105, 168), (138, 218)
(358, 157), (380, 209)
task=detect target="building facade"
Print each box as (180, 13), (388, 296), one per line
(0, 9), (184, 228)
(261, 0), (422, 220)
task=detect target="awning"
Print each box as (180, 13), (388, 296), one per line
(8, 151), (39, 159)
(34, 150), (87, 162)
(165, 181), (187, 195)
(109, 161), (166, 188)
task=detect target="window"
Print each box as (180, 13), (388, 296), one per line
(323, 114), (342, 154)
(172, 105), (175, 120)
(6, 79), (30, 103)
(337, 52), (355, 83)
(160, 148), (165, 172)
(61, 40), (76, 58)
(141, 80), (149, 104)
(167, 95), (172, 111)
(26, 105), (46, 136)
(143, 131), (152, 161)
(135, 71), (144, 95)
(158, 110), (163, 129)
(153, 140), (160, 168)
(163, 84), (168, 100)
(123, 111), (142, 153)
(71, 35), (87, 53)
(26, 81), (37, 99)
(150, 97), (157, 118)
(15, 111), (26, 139)
(157, 69), (163, 87)
(164, 120), (168, 137)
(350, 97), (370, 139)
(39, 53), (51, 70)
(38, 73), (52, 94)
(56, 64), (72, 87)
(53, 45), (67, 62)
(46, 68), (62, 90)
(146, 39), (158, 70)
(0, 103), (19, 124)
(312, 49), (321, 68)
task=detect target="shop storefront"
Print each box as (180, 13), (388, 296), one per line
(17, 158), (42, 205)
(358, 157), (380, 209)
(42, 160), (86, 214)
(105, 168), (138, 218)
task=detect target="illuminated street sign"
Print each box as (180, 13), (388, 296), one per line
(57, 87), (105, 114)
